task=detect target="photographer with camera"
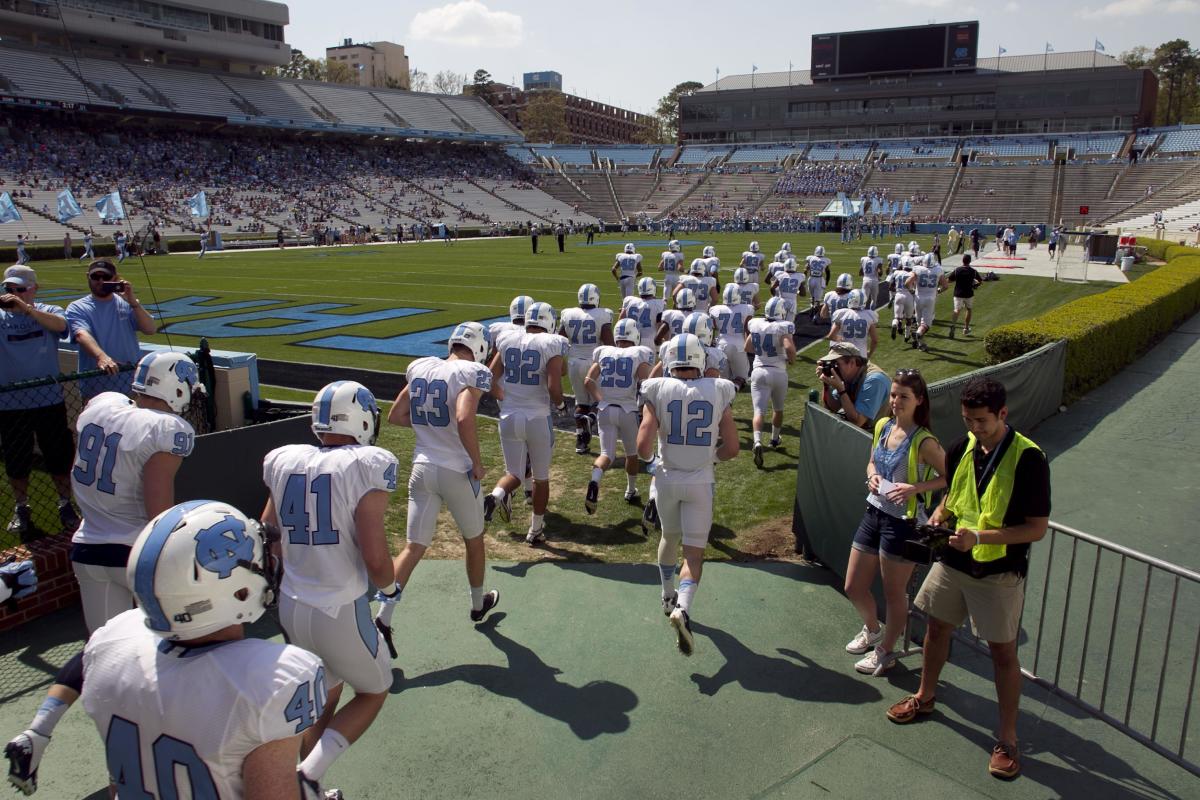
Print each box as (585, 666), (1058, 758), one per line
(844, 369), (945, 676)
(65, 260), (157, 399)
(0, 266), (81, 537)
(816, 341), (890, 430)
(885, 377), (1049, 781)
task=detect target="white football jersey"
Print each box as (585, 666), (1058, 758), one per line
(709, 302), (754, 345)
(622, 297), (664, 345)
(660, 251), (683, 274)
(806, 256), (830, 280)
(682, 276), (716, 311)
(82, 610), (324, 800)
(740, 251), (765, 281)
(560, 306), (613, 360)
(773, 249), (791, 264)
(405, 356), (492, 471)
(264, 443), (398, 608)
(832, 308), (879, 358)
(591, 344), (653, 411)
(493, 329), (568, 415)
(912, 264), (944, 299)
(660, 309), (688, 339)
(774, 272), (804, 306)
(640, 376), (735, 483)
(615, 253), (642, 278)
(887, 254), (903, 274)
(736, 282), (759, 307)
(71, 393), (195, 548)
(823, 290), (852, 315)
(705, 256), (721, 276)
(489, 320), (522, 346)
(860, 256), (883, 281)
(766, 260), (787, 281)
(892, 269), (915, 296)
(746, 318), (795, 370)
(657, 341), (727, 375)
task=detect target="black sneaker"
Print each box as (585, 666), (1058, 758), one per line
(584, 480), (599, 515)
(662, 591), (678, 616)
(623, 487), (640, 504)
(575, 431), (590, 455)
(483, 494), (497, 523)
(769, 437), (781, 449)
(58, 502), (80, 534)
(6, 505), (32, 536)
(753, 442), (764, 469)
(669, 607), (694, 656)
(640, 497), (659, 535)
(470, 590), (500, 623)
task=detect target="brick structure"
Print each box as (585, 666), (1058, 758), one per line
(484, 86), (653, 145)
(0, 535), (79, 634)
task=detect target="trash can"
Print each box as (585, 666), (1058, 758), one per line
(1121, 255), (1134, 272)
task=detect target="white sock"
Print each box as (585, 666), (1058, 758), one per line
(677, 578), (698, 613)
(657, 563), (675, 595)
(753, 430), (762, 445)
(298, 728), (349, 781)
(590, 467), (604, 484)
(531, 513), (544, 530)
(491, 487), (505, 501)
(772, 425), (781, 440)
(375, 582), (403, 625)
(470, 586), (484, 611)
(626, 473), (637, 491)
(30, 697), (68, 739)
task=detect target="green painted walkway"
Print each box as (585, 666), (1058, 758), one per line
(1, 561), (1194, 799)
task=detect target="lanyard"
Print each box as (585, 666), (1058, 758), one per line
(974, 426), (1010, 496)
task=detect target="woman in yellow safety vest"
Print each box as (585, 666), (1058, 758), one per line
(843, 368), (946, 676)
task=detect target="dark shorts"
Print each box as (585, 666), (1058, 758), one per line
(0, 403), (76, 479)
(852, 504), (917, 561)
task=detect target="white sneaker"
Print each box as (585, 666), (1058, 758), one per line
(525, 522), (545, 545)
(845, 624), (884, 654)
(855, 646), (896, 676)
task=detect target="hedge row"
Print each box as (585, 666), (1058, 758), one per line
(985, 248), (1200, 400)
(1141, 239), (1200, 262)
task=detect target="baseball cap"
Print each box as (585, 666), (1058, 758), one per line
(817, 342), (863, 363)
(3, 265), (36, 287)
(87, 260), (116, 279)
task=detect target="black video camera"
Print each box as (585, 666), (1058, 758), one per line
(819, 361), (837, 377)
(904, 523), (956, 564)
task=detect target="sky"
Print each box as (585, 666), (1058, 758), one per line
(283, 0), (1197, 115)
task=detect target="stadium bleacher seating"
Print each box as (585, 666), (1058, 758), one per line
(1157, 127), (1200, 154)
(725, 146), (802, 165)
(595, 147), (660, 167)
(1057, 134), (1126, 158)
(807, 142), (873, 162)
(876, 139), (957, 162)
(534, 147), (593, 166)
(966, 136), (1050, 160)
(674, 146), (733, 166)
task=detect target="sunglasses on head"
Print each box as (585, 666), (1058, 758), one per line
(3, 285), (29, 293)
(895, 368), (922, 378)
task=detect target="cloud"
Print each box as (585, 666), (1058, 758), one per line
(1003, 1), (1020, 10)
(1079, 0), (1196, 17)
(409, 1), (523, 47)
(898, 0), (953, 6)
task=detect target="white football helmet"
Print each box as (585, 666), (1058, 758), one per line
(638, 276), (657, 297)
(733, 267), (750, 285)
(784, 258), (797, 273)
(895, 244), (904, 254)
(749, 241), (760, 253)
(131, 352), (200, 413)
(867, 246), (878, 258)
(675, 287), (697, 311)
(836, 273), (853, 290)
(614, 317), (641, 346)
(525, 301), (556, 332)
(722, 283), (740, 305)
(683, 312), (714, 346)
(689, 258), (707, 276)
(578, 283), (600, 308)
(908, 241), (920, 254)
(128, 500), (279, 641)
(782, 242), (792, 252)
(624, 242), (636, 254)
(669, 239), (681, 253)
(312, 380), (380, 446)
(449, 320), (489, 363)
(847, 289), (864, 310)
(924, 253), (937, 267)
(509, 295), (534, 323)
(702, 245), (716, 258)
(814, 245), (825, 257)
(765, 296), (788, 321)
(665, 333), (705, 372)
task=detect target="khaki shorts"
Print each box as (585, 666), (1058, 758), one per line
(953, 296), (974, 312)
(915, 561), (1025, 644)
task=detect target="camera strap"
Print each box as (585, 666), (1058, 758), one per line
(973, 426), (1011, 497)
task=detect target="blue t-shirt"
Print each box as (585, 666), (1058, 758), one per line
(834, 369), (891, 423)
(65, 294), (142, 398)
(0, 304), (67, 410)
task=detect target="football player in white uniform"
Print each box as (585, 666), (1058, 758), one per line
(81, 501), (336, 800)
(821, 273), (855, 321)
(702, 245), (721, 280)
(710, 283), (754, 390)
(739, 241), (765, 285)
(774, 242), (793, 266)
(638, 333), (738, 655)
(829, 289), (878, 359)
(262, 381), (396, 789)
(583, 318), (654, 514)
(656, 287), (696, 344)
(486, 302), (567, 544)
(374, 321), (501, 658)
(491, 295), (534, 348)
(658, 240), (684, 301)
(746, 297), (797, 468)
(675, 259), (717, 313)
(4, 352), (199, 796)
(805, 246), (831, 319)
(611, 243), (643, 299)
(889, 260), (917, 343)
(620, 277), (665, 358)
(860, 246), (883, 309)
(560, 284), (614, 454)
(771, 259), (804, 320)
(732, 267), (759, 311)
(907, 253), (947, 352)
(650, 313), (725, 379)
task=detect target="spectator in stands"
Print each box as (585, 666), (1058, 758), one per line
(66, 260), (157, 399)
(816, 342), (890, 431)
(0, 265), (81, 537)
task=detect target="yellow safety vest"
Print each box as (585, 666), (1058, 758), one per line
(871, 417), (937, 520)
(944, 430), (1041, 563)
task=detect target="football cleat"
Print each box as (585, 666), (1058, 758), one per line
(525, 521), (546, 546)
(470, 590), (500, 623)
(624, 487), (640, 504)
(662, 591), (678, 616)
(753, 442), (764, 469)
(669, 607), (694, 656)
(585, 481), (599, 515)
(5, 730), (48, 797)
(769, 437), (782, 449)
(375, 619), (397, 660)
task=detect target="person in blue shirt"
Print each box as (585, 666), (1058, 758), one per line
(65, 260), (157, 399)
(0, 265), (81, 536)
(816, 341), (891, 430)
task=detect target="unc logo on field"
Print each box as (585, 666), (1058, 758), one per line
(194, 515), (255, 579)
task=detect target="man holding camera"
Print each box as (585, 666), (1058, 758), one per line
(816, 341), (890, 430)
(0, 266), (81, 537)
(886, 377), (1050, 781)
(65, 260), (157, 399)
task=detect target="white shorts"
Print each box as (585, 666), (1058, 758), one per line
(862, 280), (879, 307)
(618, 276), (635, 298)
(72, 562), (133, 635)
(917, 296), (937, 326)
(953, 296), (973, 312)
(568, 357), (593, 406)
(499, 411), (554, 482)
(720, 341), (750, 382)
(807, 278), (824, 299)
(662, 273), (678, 301)
(750, 366), (788, 415)
(406, 461), (484, 546)
(893, 292), (915, 319)
(656, 481), (714, 549)
(279, 595), (392, 694)
(597, 404), (638, 460)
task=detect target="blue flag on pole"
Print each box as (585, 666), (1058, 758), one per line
(95, 191), (125, 221)
(889, 200), (898, 217)
(57, 189), (82, 223)
(902, 200), (912, 216)
(0, 192), (21, 224)
(186, 191), (209, 218)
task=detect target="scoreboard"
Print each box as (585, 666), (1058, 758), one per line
(811, 21), (979, 79)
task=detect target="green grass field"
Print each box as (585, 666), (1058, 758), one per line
(28, 233), (1109, 562)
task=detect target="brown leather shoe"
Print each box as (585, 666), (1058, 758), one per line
(885, 694), (935, 724)
(989, 740), (1020, 780)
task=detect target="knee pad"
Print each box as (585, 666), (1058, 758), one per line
(56, 650), (85, 693)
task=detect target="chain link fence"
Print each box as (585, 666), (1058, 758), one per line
(0, 354), (213, 551)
